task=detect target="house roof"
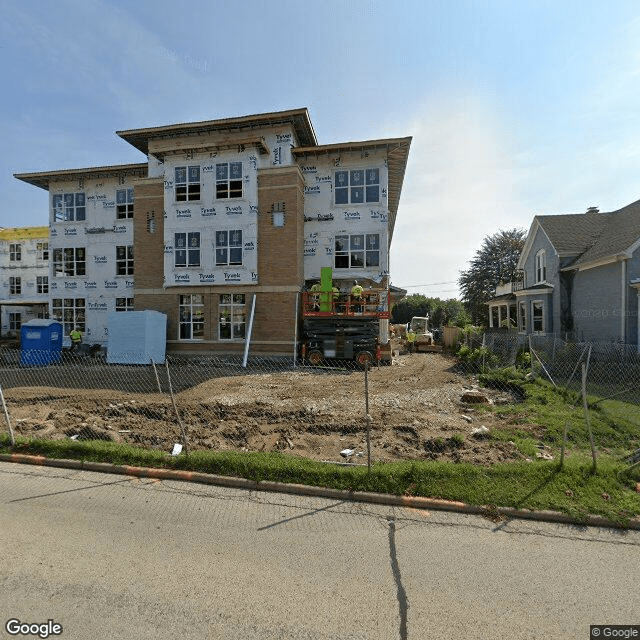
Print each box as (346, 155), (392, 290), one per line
(526, 199), (640, 270)
(571, 199), (640, 267)
(534, 212), (607, 256)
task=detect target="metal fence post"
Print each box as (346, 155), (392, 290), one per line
(0, 383), (15, 447)
(365, 362), (371, 472)
(581, 362), (597, 471)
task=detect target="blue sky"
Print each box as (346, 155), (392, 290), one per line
(2, 0), (640, 298)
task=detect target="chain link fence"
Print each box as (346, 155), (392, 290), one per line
(0, 336), (638, 470)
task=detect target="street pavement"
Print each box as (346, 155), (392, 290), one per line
(0, 461), (638, 639)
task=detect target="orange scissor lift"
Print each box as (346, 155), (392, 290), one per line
(300, 268), (391, 366)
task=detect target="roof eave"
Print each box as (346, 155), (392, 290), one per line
(293, 137), (412, 243)
(116, 108), (318, 155)
(14, 162), (148, 191)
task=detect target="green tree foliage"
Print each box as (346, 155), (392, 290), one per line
(458, 228), (526, 325)
(391, 294), (470, 327)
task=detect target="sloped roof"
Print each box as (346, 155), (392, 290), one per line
(534, 212), (607, 256)
(571, 200), (640, 267)
(534, 199), (640, 269)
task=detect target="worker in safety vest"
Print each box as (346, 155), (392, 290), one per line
(406, 329), (416, 355)
(351, 281), (363, 312)
(331, 285), (340, 311)
(310, 282), (321, 310)
(69, 327), (82, 352)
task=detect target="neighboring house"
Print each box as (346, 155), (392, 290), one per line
(15, 108), (411, 355)
(0, 226), (49, 338)
(488, 202), (640, 346)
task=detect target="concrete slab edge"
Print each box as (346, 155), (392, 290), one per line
(1, 452), (638, 531)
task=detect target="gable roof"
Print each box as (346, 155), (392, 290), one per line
(534, 212), (607, 256)
(571, 199), (640, 267)
(520, 199), (640, 271)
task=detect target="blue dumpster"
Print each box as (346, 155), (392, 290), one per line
(20, 319), (63, 366)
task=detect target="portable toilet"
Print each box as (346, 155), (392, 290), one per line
(106, 310), (167, 365)
(20, 319), (63, 366)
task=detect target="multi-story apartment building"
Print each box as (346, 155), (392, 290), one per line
(15, 164), (147, 342)
(0, 226), (50, 338)
(15, 108), (411, 356)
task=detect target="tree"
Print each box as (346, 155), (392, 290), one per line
(458, 228), (526, 325)
(391, 294), (469, 327)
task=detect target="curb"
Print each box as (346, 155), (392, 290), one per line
(1, 452), (639, 531)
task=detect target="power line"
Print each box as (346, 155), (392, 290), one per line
(401, 281), (457, 288)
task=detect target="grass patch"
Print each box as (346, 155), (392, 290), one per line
(2, 434), (639, 526)
(480, 369), (640, 455)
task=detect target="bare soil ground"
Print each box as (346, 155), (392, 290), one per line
(5, 352), (534, 465)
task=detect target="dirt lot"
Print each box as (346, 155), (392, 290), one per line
(5, 352), (533, 465)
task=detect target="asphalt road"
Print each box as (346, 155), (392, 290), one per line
(0, 461), (638, 640)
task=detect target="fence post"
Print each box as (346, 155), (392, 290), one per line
(581, 362), (597, 472)
(559, 421), (569, 469)
(151, 358), (163, 394)
(166, 359), (189, 454)
(529, 335), (534, 376)
(365, 362), (371, 472)
(0, 383), (15, 447)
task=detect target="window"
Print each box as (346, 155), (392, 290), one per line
(9, 244), (21, 261)
(175, 233), (200, 267)
(219, 294), (246, 340)
(52, 248), (86, 277)
(175, 166), (201, 201)
(535, 250), (546, 283)
(179, 294), (204, 340)
(9, 277), (21, 295)
(518, 302), (527, 332)
(52, 193), (86, 222)
(532, 301), (544, 333)
(146, 211), (156, 234)
(37, 242), (49, 261)
(51, 298), (85, 336)
(335, 168), (380, 205)
(37, 276), (48, 294)
(334, 233), (380, 269)
(215, 230), (243, 266)
(116, 188), (134, 219)
(272, 202), (285, 227)
(9, 313), (21, 333)
(116, 245), (134, 275)
(216, 162), (243, 199)
(116, 297), (134, 312)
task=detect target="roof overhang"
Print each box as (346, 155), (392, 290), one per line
(562, 253), (629, 272)
(14, 163), (148, 191)
(292, 137), (412, 243)
(515, 285), (554, 297)
(116, 108), (318, 155)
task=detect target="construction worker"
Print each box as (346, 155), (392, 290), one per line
(310, 282), (321, 311)
(331, 285), (340, 311)
(69, 327), (82, 352)
(406, 328), (416, 355)
(351, 281), (363, 312)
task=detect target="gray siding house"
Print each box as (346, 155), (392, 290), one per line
(488, 201), (640, 346)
